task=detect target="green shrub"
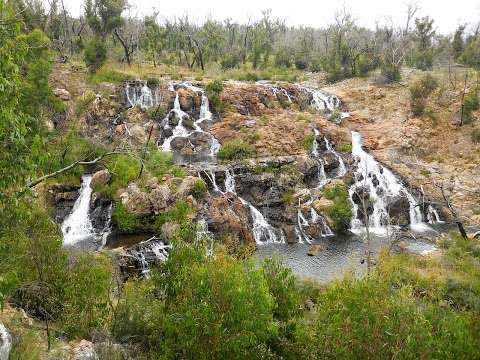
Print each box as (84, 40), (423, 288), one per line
(83, 37), (107, 73)
(61, 254), (112, 338)
(149, 243), (277, 358)
(217, 139), (256, 161)
(97, 155), (141, 198)
(113, 203), (142, 232)
(220, 53), (242, 69)
(206, 79), (224, 113)
(471, 128), (480, 143)
(262, 258), (302, 321)
(146, 77), (160, 88)
(322, 184), (352, 232)
(302, 133), (315, 151)
(337, 143), (352, 153)
(410, 74), (438, 116)
(192, 179), (207, 199)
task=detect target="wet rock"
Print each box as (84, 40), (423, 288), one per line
(308, 244), (324, 256)
(207, 193), (255, 244)
(177, 88), (194, 112)
(168, 111), (180, 126)
(388, 195), (411, 225)
(48, 184), (80, 223)
(170, 137), (190, 152)
(90, 169), (111, 188)
(53, 88), (71, 101)
(72, 340), (99, 360)
(282, 224), (298, 244)
(183, 116), (195, 130)
(90, 196), (112, 233)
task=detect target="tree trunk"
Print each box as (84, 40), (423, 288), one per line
(114, 28), (131, 66)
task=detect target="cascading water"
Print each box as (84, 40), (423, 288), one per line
(324, 137), (347, 177)
(125, 81), (156, 109)
(61, 175), (95, 246)
(427, 205), (443, 223)
(128, 238), (171, 277)
(0, 323), (11, 360)
(312, 129), (328, 187)
(302, 87), (350, 120)
(159, 83), (220, 157)
(207, 169), (283, 244)
(348, 131), (429, 234)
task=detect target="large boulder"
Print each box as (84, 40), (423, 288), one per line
(150, 184), (172, 214)
(53, 88), (71, 101)
(120, 184), (152, 216)
(388, 195), (411, 225)
(208, 194), (255, 244)
(72, 340), (99, 360)
(90, 169), (111, 188)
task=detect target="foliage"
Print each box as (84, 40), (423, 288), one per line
(463, 91), (480, 124)
(217, 139), (256, 161)
(205, 79), (224, 113)
(192, 179), (207, 199)
(149, 243), (277, 359)
(410, 74), (438, 116)
(337, 143), (352, 153)
(322, 183), (352, 232)
(471, 128), (480, 143)
(261, 258), (301, 321)
(61, 254), (112, 338)
(97, 154), (141, 198)
(84, 37), (108, 73)
(302, 133), (315, 151)
(112, 203), (143, 232)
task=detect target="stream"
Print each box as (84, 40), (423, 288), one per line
(59, 80), (444, 280)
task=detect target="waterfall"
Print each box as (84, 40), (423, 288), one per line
(324, 137), (347, 177)
(208, 169), (283, 244)
(427, 205), (443, 223)
(348, 131), (428, 233)
(129, 239), (171, 277)
(0, 323), (11, 360)
(302, 87), (350, 120)
(125, 81), (155, 109)
(159, 82), (220, 157)
(312, 129), (328, 187)
(61, 175), (95, 246)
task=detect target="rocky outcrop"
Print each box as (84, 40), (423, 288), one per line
(48, 184), (80, 223)
(72, 340), (99, 360)
(90, 169), (111, 188)
(207, 193), (255, 244)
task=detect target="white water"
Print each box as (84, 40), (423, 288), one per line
(159, 83), (220, 157)
(61, 175), (95, 246)
(312, 129), (328, 187)
(125, 81), (155, 109)
(129, 239), (171, 277)
(302, 87), (350, 120)
(427, 205), (443, 223)
(324, 137), (347, 177)
(207, 169), (283, 244)
(348, 131), (428, 234)
(0, 323), (11, 360)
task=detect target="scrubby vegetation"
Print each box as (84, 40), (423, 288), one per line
(2, 0), (480, 358)
(217, 139), (256, 161)
(322, 183), (353, 232)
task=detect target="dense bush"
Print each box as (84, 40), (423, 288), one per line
(322, 183), (352, 232)
(205, 79), (225, 113)
(471, 128), (480, 143)
(410, 74), (438, 116)
(217, 139), (256, 161)
(220, 53), (242, 69)
(83, 37), (107, 73)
